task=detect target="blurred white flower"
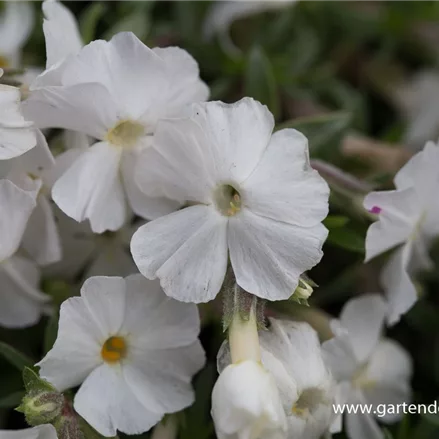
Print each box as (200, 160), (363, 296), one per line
(131, 97), (329, 303)
(322, 295), (412, 439)
(24, 31), (208, 233)
(212, 360), (287, 439)
(204, 0), (296, 54)
(0, 1), (34, 68)
(364, 141), (439, 324)
(261, 320), (335, 439)
(38, 275), (205, 437)
(0, 425), (57, 439)
(395, 71), (439, 151)
(0, 82), (36, 160)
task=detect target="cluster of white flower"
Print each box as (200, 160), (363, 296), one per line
(0, 2), (433, 439)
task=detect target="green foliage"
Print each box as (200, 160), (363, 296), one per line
(0, 342), (34, 371)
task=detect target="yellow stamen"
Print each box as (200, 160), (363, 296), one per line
(106, 120), (144, 148)
(101, 336), (127, 364)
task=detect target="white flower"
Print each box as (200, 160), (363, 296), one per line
(261, 320), (335, 439)
(131, 97), (329, 303)
(24, 31), (208, 232)
(0, 82), (36, 160)
(204, 1), (296, 42)
(0, 1), (34, 68)
(218, 319), (335, 439)
(38, 274), (205, 437)
(0, 425), (57, 439)
(364, 141), (439, 324)
(322, 294), (412, 439)
(212, 360), (287, 439)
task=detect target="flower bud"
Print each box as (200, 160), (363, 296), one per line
(211, 360), (287, 439)
(291, 277), (315, 305)
(17, 390), (64, 426)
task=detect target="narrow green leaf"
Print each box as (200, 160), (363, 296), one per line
(0, 342), (33, 371)
(323, 215), (349, 229)
(44, 311), (59, 354)
(79, 2), (107, 44)
(327, 227), (365, 253)
(244, 46), (280, 119)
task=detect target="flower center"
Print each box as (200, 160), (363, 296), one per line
(101, 336), (127, 364)
(213, 184), (242, 217)
(291, 387), (327, 418)
(106, 120), (144, 148)
(352, 364), (375, 389)
(0, 55), (10, 68)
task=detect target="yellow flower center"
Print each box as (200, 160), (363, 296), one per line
(106, 120), (144, 148)
(101, 336), (127, 364)
(291, 388), (326, 418)
(0, 55), (10, 68)
(213, 184), (242, 217)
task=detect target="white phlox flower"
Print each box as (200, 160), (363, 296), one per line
(24, 31), (208, 233)
(0, 425), (57, 439)
(217, 319), (335, 439)
(322, 294), (412, 439)
(131, 97), (329, 303)
(0, 80), (37, 160)
(364, 141), (439, 324)
(213, 305), (287, 439)
(203, 0), (296, 51)
(0, 1), (34, 68)
(38, 275), (205, 437)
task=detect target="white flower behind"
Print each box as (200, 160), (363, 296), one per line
(38, 275), (205, 437)
(0, 1), (34, 68)
(322, 295), (412, 439)
(24, 31), (208, 232)
(364, 141), (439, 324)
(131, 97), (329, 303)
(0, 425), (57, 439)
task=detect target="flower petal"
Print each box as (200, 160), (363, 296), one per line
(122, 274), (201, 349)
(131, 205), (228, 303)
(74, 364), (162, 437)
(42, 0), (82, 69)
(228, 209), (327, 300)
(346, 411), (383, 439)
(339, 294), (387, 363)
(0, 179), (36, 261)
(381, 242), (417, 325)
(242, 129), (329, 226)
(52, 141), (126, 233)
(0, 425), (58, 439)
(0, 256), (49, 328)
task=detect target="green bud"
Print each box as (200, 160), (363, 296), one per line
(17, 390), (64, 425)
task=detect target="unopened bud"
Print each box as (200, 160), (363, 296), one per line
(17, 390), (64, 426)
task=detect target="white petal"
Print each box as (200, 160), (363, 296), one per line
(242, 129), (329, 226)
(52, 141), (126, 233)
(0, 425), (58, 439)
(131, 206), (228, 303)
(381, 242), (417, 325)
(339, 294), (387, 363)
(228, 209), (327, 300)
(322, 321), (358, 382)
(74, 364), (162, 437)
(61, 32), (167, 120)
(37, 294), (103, 391)
(22, 194), (62, 266)
(362, 339), (412, 423)
(0, 179), (36, 261)
(80, 276), (127, 339)
(122, 274), (201, 349)
(0, 2), (34, 61)
(346, 412), (384, 439)
(121, 150), (180, 220)
(23, 84), (118, 139)
(152, 46), (209, 118)
(364, 188), (418, 262)
(0, 85), (36, 160)
(42, 0), (82, 69)
(124, 342), (204, 414)
(203, 0), (294, 39)
(0, 256), (49, 328)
